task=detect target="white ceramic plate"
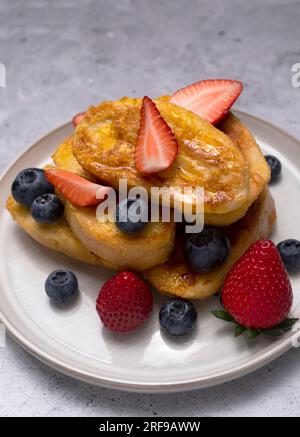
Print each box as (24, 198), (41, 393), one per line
(0, 111), (300, 393)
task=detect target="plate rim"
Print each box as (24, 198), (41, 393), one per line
(0, 110), (299, 393)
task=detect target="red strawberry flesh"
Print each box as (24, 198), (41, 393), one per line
(72, 112), (86, 127)
(135, 96), (178, 175)
(96, 271), (153, 333)
(221, 240), (293, 329)
(45, 169), (111, 207)
(170, 79), (243, 124)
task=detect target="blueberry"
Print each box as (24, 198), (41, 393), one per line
(159, 299), (197, 336)
(12, 168), (54, 207)
(31, 194), (64, 224)
(184, 228), (230, 273)
(45, 269), (79, 304)
(115, 198), (148, 234)
(277, 239), (300, 272)
(265, 155), (282, 182)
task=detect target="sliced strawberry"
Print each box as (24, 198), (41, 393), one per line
(45, 169), (111, 207)
(72, 112), (86, 127)
(170, 79), (243, 124)
(135, 96), (178, 175)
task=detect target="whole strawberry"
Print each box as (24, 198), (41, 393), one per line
(96, 271), (153, 333)
(212, 240), (298, 337)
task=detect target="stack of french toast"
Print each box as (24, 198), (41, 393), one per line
(6, 80), (276, 300)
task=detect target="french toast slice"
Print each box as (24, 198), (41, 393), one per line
(65, 202), (175, 271)
(143, 188), (276, 300)
(6, 196), (112, 267)
(52, 137), (176, 270)
(72, 98), (270, 224)
(72, 97), (250, 215)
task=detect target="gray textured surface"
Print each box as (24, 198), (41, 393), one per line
(0, 0), (300, 417)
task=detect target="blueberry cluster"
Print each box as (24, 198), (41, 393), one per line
(12, 168), (64, 224)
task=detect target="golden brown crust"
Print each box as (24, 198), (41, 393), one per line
(52, 137), (96, 181)
(72, 97), (251, 215)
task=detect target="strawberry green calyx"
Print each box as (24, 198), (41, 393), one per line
(211, 310), (298, 339)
